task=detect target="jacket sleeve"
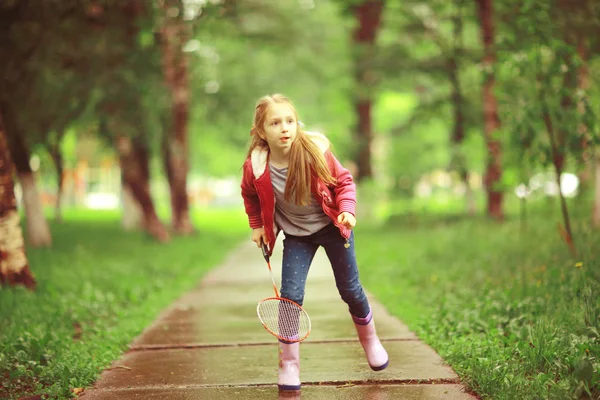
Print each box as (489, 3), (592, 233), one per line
(325, 151), (356, 216)
(240, 159), (263, 228)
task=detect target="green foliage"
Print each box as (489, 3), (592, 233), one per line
(0, 208), (247, 399)
(497, 0), (600, 189)
(358, 201), (600, 399)
(3, 0), (600, 198)
(0, 0), (168, 177)
(3, 2), (600, 398)
(372, 0), (486, 195)
(390, 118), (451, 182)
(373, 91), (418, 134)
(188, 0), (355, 171)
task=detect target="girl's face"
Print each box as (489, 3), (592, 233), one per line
(262, 102), (298, 154)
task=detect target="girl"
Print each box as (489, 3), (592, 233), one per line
(240, 94), (388, 391)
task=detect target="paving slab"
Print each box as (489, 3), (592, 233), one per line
(94, 341), (455, 389)
(131, 280), (415, 348)
(131, 244), (415, 348)
(83, 240), (478, 399)
(83, 384), (474, 400)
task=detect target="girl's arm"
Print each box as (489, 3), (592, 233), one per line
(324, 150), (356, 216)
(240, 159), (263, 228)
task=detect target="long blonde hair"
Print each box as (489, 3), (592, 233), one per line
(246, 94), (336, 206)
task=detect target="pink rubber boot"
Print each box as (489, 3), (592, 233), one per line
(278, 341), (301, 391)
(353, 311), (389, 371)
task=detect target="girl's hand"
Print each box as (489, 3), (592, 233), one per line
(251, 227), (268, 248)
(337, 212), (356, 229)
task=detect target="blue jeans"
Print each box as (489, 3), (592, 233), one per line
(280, 223), (371, 319)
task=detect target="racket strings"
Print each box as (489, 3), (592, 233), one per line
(257, 298), (310, 342)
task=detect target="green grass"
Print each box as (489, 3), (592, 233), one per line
(0, 207), (248, 400)
(357, 200), (600, 400)
(3, 197), (599, 399)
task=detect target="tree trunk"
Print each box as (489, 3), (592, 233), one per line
(47, 141), (64, 223)
(161, 134), (193, 235)
(159, 0), (194, 235)
(121, 184), (143, 231)
(575, 38), (593, 193)
(351, 0), (384, 182)
(540, 95), (576, 255)
(0, 116), (36, 289)
(556, 44), (578, 174)
(462, 170), (477, 215)
(116, 135), (170, 242)
(18, 172), (53, 247)
(449, 1), (473, 215)
(449, 57), (465, 144)
(354, 100), (373, 180)
(2, 111), (53, 246)
(567, 34), (597, 227)
(475, 0), (503, 220)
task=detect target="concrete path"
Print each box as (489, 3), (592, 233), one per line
(82, 239), (478, 399)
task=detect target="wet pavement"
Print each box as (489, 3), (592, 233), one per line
(82, 240), (478, 399)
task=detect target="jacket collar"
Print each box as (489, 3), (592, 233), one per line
(249, 131), (330, 179)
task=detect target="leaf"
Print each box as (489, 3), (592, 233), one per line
(586, 326), (599, 339)
(72, 322), (83, 340)
(72, 387), (84, 395)
(62, 364), (71, 382)
(573, 357), (594, 385)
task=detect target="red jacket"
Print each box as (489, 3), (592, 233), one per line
(240, 132), (356, 255)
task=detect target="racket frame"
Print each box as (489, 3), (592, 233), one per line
(256, 296), (311, 342)
(258, 241), (311, 342)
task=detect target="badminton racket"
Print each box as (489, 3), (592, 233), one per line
(256, 241), (311, 343)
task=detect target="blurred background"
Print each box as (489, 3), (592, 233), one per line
(1, 0), (599, 280)
(1, 1), (600, 399)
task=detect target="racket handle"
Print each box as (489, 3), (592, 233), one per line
(260, 240), (270, 262)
